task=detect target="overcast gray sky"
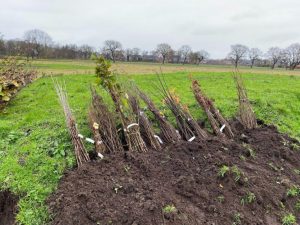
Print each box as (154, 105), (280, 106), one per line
(0, 0), (299, 58)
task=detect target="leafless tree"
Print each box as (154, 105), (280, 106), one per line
(115, 49), (126, 61)
(4, 39), (27, 56)
(125, 47), (140, 61)
(283, 43), (300, 70)
(178, 45), (192, 64)
(132, 47), (140, 55)
(24, 29), (53, 46)
(248, 48), (263, 68)
(0, 33), (4, 55)
(79, 45), (94, 59)
(194, 50), (209, 64)
(125, 48), (133, 61)
(23, 29), (53, 59)
(266, 47), (283, 69)
(103, 40), (122, 62)
(156, 43), (173, 64)
(228, 44), (249, 68)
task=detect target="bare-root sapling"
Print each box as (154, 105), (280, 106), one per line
(53, 80), (90, 166)
(191, 80), (234, 138)
(95, 56), (147, 152)
(128, 93), (161, 150)
(89, 87), (123, 153)
(234, 72), (257, 129)
(136, 86), (181, 144)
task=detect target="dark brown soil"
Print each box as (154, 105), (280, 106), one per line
(49, 122), (300, 225)
(0, 191), (18, 225)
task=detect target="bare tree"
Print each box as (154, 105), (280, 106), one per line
(132, 47), (140, 55)
(195, 50), (209, 64)
(156, 43), (173, 64)
(23, 29), (53, 59)
(283, 43), (300, 70)
(248, 48), (263, 68)
(189, 50), (209, 65)
(125, 47), (140, 61)
(0, 33), (4, 55)
(103, 40), (122, 62)
(228, 44), (249, 68)
(24, 29), (53, 46)
(79, 45), (94, 59)
(114, 49), (126, 61)
(266, 47), (283, 69)
(178, 45), (192, 64)
(125, 48), (133, 61)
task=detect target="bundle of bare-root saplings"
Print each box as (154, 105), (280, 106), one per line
(0, 57), (37, 109)
(54, 57), (256, 167)
(53, 80), (90, 166)
(50, 59), (300, 225)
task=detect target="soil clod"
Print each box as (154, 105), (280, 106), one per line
(0, 191), (18, 225)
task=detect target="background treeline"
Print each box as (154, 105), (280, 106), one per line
(0, 29), (300, 70)
(0, 30), (94, 60)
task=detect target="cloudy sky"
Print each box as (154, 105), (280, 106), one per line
(1, 0), (299, 58)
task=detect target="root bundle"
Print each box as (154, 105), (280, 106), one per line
(191, 80), (234, 138)
(111, 89), (147, 152)
(157, 75), (207, 141)
(89, 88), (123, 153)
(137, 87), (181, 144)
(128, 94), (161, 150)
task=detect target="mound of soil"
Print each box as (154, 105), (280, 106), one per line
(0, 191), (18, 225)
(49, 123), (300, 225)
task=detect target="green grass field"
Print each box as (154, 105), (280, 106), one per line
(1, 60), (300, 224)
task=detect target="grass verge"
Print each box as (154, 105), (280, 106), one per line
(0, 71), (300, 224)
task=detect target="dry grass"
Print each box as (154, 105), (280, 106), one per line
(32, 59), (300, 76)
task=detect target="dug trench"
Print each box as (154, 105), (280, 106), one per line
(0, 191), (18, 225)
(48, 122), (300, 225)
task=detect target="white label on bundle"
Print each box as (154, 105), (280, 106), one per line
(85, 138), (95, 144)
(154, 135), (163, 144)
(139, 111), (144, 115)
(127, 123), (139, 129)
(188, 118), (191, 121)
(220, 124), (226, 133)
(97, 152), (104, 159)
(176, 130), (179, 134)
(97, 140), (103, 145)
(78, 134), (84, 139)
(188, 136), (196, 142)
